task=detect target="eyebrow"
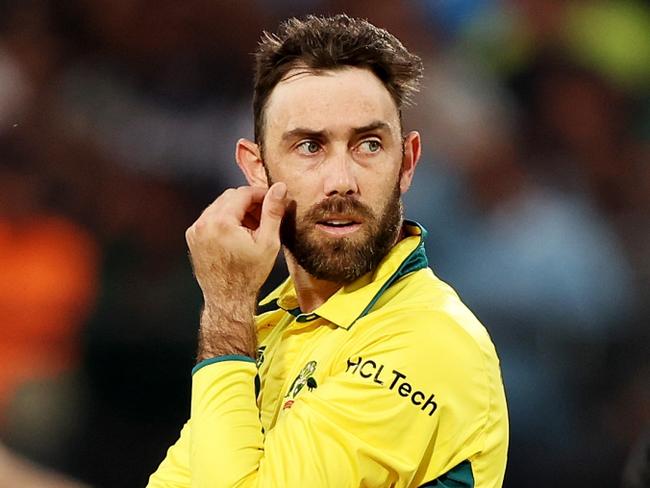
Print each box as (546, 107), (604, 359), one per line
(281, 120), (392, 142)
(281, 128), (328, 142)
(352, 121), (391, 135)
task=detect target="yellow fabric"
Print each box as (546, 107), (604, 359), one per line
(148, 223), (508, 487)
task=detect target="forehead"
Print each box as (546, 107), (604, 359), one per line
(263, 67), (400, 139)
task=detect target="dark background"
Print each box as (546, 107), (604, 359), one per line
(0, 1), (648, 486)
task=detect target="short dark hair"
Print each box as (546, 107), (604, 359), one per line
(253, 14), (423, 144)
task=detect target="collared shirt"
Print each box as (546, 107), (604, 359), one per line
(148, 221), (509, 488)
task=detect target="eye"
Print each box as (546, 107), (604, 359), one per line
(358, 139), (382, 154)
(296, 140), (322, 155)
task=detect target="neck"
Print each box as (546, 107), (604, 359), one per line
(284, 250), (343, 313)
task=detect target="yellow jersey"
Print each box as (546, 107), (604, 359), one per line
(148, 221), (509, 487)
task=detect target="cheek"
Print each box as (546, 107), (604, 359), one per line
(285, 182), (318, 217)
(363, 168), (400, 198)
(279, 167), (326, 201)
(264, 163), (320, 218)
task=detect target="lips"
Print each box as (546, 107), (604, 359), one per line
(315, 215), (363, 236)
(316, 215), (362, 228)
(320, 220), (356, 227)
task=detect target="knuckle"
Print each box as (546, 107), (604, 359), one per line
(222, 188), (236, 198)
(194, 220), (207, 233)
(212, 215), (229, 229)
(189, 217), (218, 240)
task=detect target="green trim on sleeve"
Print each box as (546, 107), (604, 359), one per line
(192, 354), (256, 375)
(418, 460), (474, 487)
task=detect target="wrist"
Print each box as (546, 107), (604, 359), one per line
(197, 300), (257, 362)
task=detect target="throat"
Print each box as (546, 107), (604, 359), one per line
(284, 249), (343, 313)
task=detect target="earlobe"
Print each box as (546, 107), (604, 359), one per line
(236, 138), (269, 188)
(399, 131), (421, 194)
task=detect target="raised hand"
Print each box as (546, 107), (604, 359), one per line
(185, 182), (288, 360)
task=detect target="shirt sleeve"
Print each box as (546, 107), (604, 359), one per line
(147, 421), (191, 487)
(148, 309), (496, 488)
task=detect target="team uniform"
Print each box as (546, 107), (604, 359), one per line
(148, 222), (509, 487)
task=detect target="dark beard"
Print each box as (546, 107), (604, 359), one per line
(279, 185), (403, 283)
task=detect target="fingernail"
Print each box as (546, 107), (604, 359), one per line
(271, 183), (287, 199)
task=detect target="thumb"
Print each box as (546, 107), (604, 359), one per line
(257, 182), (287, 245)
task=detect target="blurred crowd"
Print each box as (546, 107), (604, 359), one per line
(0, 1), (648, 487)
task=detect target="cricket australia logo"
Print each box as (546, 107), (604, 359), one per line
(283, 360), (318, 410)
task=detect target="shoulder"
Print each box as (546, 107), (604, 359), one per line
(349, 268), (497, 364)
(330, 270), (504, 438)
(333, 267), (505, 415)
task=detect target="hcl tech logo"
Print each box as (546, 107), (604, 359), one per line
(345, 356), (438, 416)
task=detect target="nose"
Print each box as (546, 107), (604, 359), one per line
(322, 150), (358, 197)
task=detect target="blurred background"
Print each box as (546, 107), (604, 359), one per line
(0, 0), (648, 486)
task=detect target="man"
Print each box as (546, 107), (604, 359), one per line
(148, 14), (508, 488)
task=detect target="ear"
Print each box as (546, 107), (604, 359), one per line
(236, 138), (268, 188)
(399, 131), (421, 194)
